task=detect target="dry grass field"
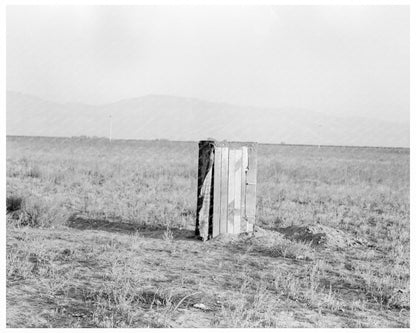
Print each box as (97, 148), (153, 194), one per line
(6, 136), (410, 328)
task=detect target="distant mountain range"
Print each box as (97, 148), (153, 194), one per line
(6, 91), (409, 147)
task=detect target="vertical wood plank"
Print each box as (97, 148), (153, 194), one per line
(227, 149), (236, 233)
(196, 142), (208, 236)
(245, 145), (257, 233)
(212, 146), (222, 238)
(219, 147), (229, 235)
(241, 146), (248, 232)
(196, 142), (215, 240)
(233, 149), (242, 234)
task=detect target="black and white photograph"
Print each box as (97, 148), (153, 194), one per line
(3, 1), (413, 328)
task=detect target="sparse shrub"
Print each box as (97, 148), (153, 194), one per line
(180, 207), (195, 219)
(359, 269), (410, 309)
(26, 165), (42, 178)
(218, 279), (280, 327)
(163, 224), (174, 242)
(18, 198), (50, 227)
(92, 172), (106, 186)
(247, 233), (315, 260)
(14, 197), (70, 228)
(47, 171), (66, 184)
(272, 269), (300, 300)
(7, 248), (34, 281)
(6, 195), (23, 213)
(276, 238), (315, 260)
(6, 165), (21, 178)
(87, 169), (106, 185)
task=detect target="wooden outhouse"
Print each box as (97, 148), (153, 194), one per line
(195, 140), (258, 240)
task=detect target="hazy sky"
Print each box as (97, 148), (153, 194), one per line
(7, 5), (409, 123)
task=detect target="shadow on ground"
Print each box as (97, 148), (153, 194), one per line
(66, 214), (198, 241)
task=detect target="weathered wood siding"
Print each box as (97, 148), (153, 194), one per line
(196, 140), (257, 239)
(219, 147), (229, 234)
(212, 146), (222, 238)
(245, 145), (257, 232)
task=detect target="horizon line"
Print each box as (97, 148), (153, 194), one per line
(6, 134), (410, 150)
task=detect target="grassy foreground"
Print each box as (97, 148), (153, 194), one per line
(6, 136), (410, 327)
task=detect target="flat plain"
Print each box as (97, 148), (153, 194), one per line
(6, 136), (410, 327)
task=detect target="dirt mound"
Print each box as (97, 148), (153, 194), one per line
(276, 224), (369, 249)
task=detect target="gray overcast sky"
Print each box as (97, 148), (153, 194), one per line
(7, 5), (409, 123)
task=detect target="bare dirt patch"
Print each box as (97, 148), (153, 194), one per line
(276, 224), (372, 249)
